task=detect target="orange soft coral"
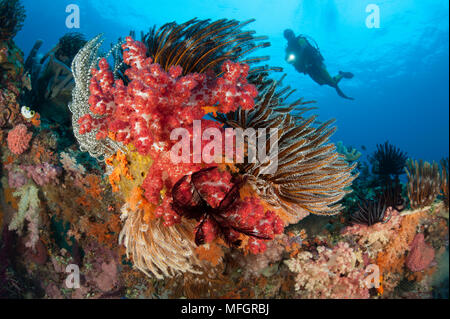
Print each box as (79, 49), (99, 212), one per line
(375, 209), (428, 294)
(128, 186), (155, 223)
(195, 242), (225, 267)
(106, 150), (133, 192)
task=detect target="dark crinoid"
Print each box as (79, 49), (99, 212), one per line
(370, 141), (407, 182)
(117, 18), (282, 83)
(53, 32), (87, 66)
(171, 167), (271, 247)
(380, 182), (405, 212)
(141, 18), (278, 75)
(0, 0), (26, 41)
(351, 195), (390, 226)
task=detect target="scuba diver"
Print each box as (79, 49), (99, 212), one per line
(283, 29), (354, 100)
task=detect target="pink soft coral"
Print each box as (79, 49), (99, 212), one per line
(21, 163), (62, 186)
(6, 166), (27, 188)
(7, 124), (32, 155)
(406, 233), (435, 272)
(284, 242), (370, 299)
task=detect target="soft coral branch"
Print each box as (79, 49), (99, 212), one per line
(78, 37), (258, 155)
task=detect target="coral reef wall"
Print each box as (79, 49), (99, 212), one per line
(0, 10), (448, 299)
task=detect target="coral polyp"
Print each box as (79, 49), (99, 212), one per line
(69, 28), (269, 277)
(78, 37), (257, 154)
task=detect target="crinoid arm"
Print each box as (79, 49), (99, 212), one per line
(69, 35), (125, 160)
(217, 76), (358, 222)
(140, 18), (272, 75)
(119, 204), (204, 279)
(405, 159), (441, 209)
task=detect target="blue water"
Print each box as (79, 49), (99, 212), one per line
(14, 0), (449, 163)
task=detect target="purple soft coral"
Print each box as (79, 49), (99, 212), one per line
(21, 163), (62, 186)
(7, 167), (27, 188)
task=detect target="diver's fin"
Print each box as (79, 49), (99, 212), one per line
(333, 71), (354, 84)
(339, 71), (354, 79)
(335, 85), (354, 100)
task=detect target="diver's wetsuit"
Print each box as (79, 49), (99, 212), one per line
(284, 31), (354, 100)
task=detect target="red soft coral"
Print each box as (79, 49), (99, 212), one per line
(170, 167), (285, 253)
(78, 37), (271, 247)
(140, 119), (225, 226)
(141, 150), (208, 226)
(7, 124), (32, 155)
(79, 37), (258, 156)
(223, 197), (285, 254)
(193, 165), (234, 208)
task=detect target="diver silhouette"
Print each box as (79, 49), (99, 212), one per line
(283, 29), (354, 100)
